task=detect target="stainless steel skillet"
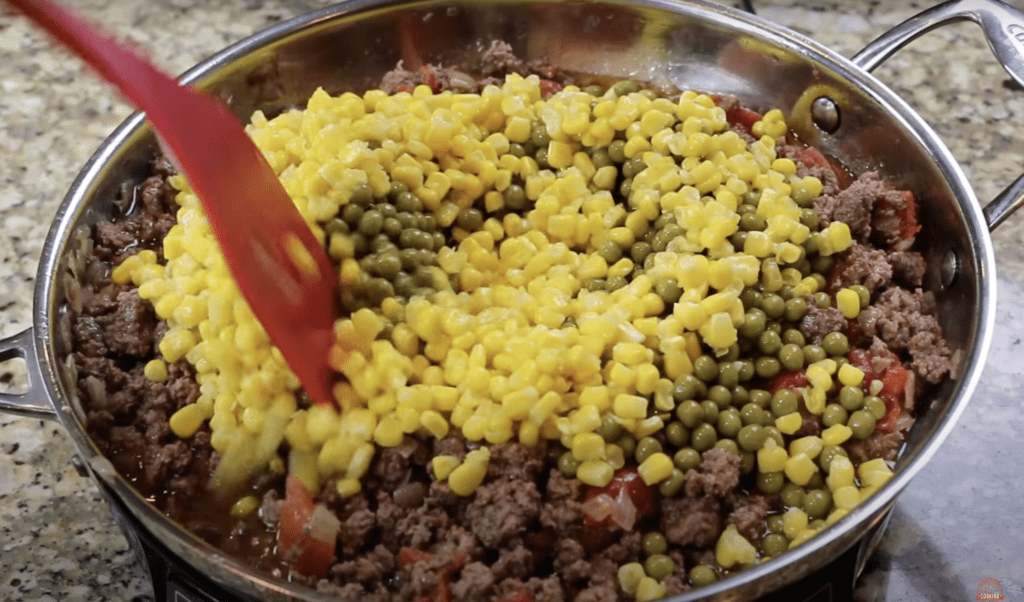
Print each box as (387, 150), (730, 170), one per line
(1, 0), (1023, 600)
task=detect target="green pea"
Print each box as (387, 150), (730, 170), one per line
(456, 208), (484, 232)
(612, 80), (640, 96)
(740, 451), (756, 474)
(689, 565), (718, 586)
(803, 489), (832, 519)
(717, 409), (742, 438)
(766, 514), (785, 534)
(849, 284), (871, 308)
(818, 444), (848, 473)
(658, 468), (687, 497)
(763, 426), (784, 447)
(839, 385), (865, 411)
(755, 356), (781, 379)
(364, 277), (395, 305)
(757, 330), (782, 356)
(616, 433), (637, 459)
(848, 410), (876, 439)
(358, 209), (385, 236)
(720, 344), (741, 362)
(558, 451), (581, 477)
(691, 423), (718, 451)
(781, 483), (806, 508)
(673, 447), (701, 472)
(583, 84), (605, 98)
(810, 272), (828, 292)
(375, 252), (402, 279)
(665, 421), (689, 447)
(623, 156), (646, 178)
(642, 532), (668, 557)
(739, 212), (767, 232)
(717, 362), (741, 389)
(762, 533), (789, 557)
(534, 148), (550, 168)
(608, 140), (627, 163)
(822, 332), (850, 357)
(865, 396), (887, 420)
(805, 471), (824, 490)
(740, 288), (763, 310)
(508, 143), (526, 158)
(770, 387), (798, 415)
(761, 294), (786, 319)
(778, 343), (805, 371)
(822, 404), (848, 428)
(738, 360), (756, 382)
(781, 328), (805, 347)
(394, 191), (423, 213)
(778, 285), (795, 301)
(590, 147), (613, 169)
(631, 241), (654, 265)
(714, 438), (740, 457)
(706, 385), (732, 408)
(694, 355), (719, 382)
(654, 278), (682, 305)
(757, 471), (785, 495)
(530, 121), (551, 147)
(738, 424), (767, 451)
(596, 414), (623, 442)
(812, 292), (831, 309)
(701, 400), (720, 424)
(673, 375), (703, 404)
(351, 183), (374, 206)
(675, 399), (705, 428)
(503, 184), (528, 211)
(784, 297), (808, 322)
(749, 388), (772, 408)
(738, 308), (767, 339)
(606, 276), (628, 291)
(803, 344), (827, 364)
(635, 437), (663, 464)
(730, 386), (750, 407)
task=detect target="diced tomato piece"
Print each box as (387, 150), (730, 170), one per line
(278, 477), (338, 577)
(769, 370), (809, 394)
(725, 106), (763, 136)
(794, 147), (852, 189)
(897, 190), (921, 240)
(398, 547), (435, 565)
(539, 78), (563, 98)
(583, 467), (654, 528)
(419, 65), (441, 93)
(846, 350), (910, 433)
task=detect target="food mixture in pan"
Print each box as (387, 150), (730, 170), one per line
(72, 41), (952, 602)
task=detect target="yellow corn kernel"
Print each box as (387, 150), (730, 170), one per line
(638, 452), (674, 485)
(803, 387), (826, 415)
(715, 524), (757, 569)
(784, 452), (818, 486)
(432, 454), (461, 481)
(613, 394), (648, 420)
(572, 432), (607, 462)
(230, 495), (260, 518)
(832, 485), (861, 510)
(775, 411), (803, 435)
(613, 342), (650, 365)
(577, 460), (614, 487)
(336, 478), (362, 498)
(788, 436), (823, 459)
(757, 438), (788, 473)
(169, 403), (206, 438)
(826, 508), (850, 526)
(788, 527), (820, 550)
(837, 363), (865, 387)
(818, 222), (853, 255)
(420, 410), (449, 439)
(821, 423), (853, 446)
(826, 455), (856, 491)
(605, 443), (626, 470)
(858, 458), (894, 487)
(617, 562), (645, 595)
(144, 359), (169, 382)
(448, 448), (490, 496)
(374, 415), (405, 448)
(836, 288), (861, 319)
(782, 507), (809, 539)
(635, 576), (668, 602)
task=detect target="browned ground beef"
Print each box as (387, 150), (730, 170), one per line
(69, 46), (954, 602)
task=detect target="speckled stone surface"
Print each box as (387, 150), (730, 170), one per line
(1, 1), (1023, 601)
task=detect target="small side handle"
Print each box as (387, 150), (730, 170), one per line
(851, 0), (1024, 232)
(0, 328), (57, 421)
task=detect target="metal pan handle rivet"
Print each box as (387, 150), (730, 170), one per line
(940, 249), (959, 289)
(810, 96), (841, 134)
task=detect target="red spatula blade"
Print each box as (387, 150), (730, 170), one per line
(10, 0), (339, 408)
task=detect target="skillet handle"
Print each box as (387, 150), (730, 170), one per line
(851, 0), (1024, 232)
(0, 327), (58, 421)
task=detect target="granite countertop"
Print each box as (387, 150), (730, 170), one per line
(1, 1), (1023, 601)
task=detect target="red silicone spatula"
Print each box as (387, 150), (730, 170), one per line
(9, 0), (339, 408)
